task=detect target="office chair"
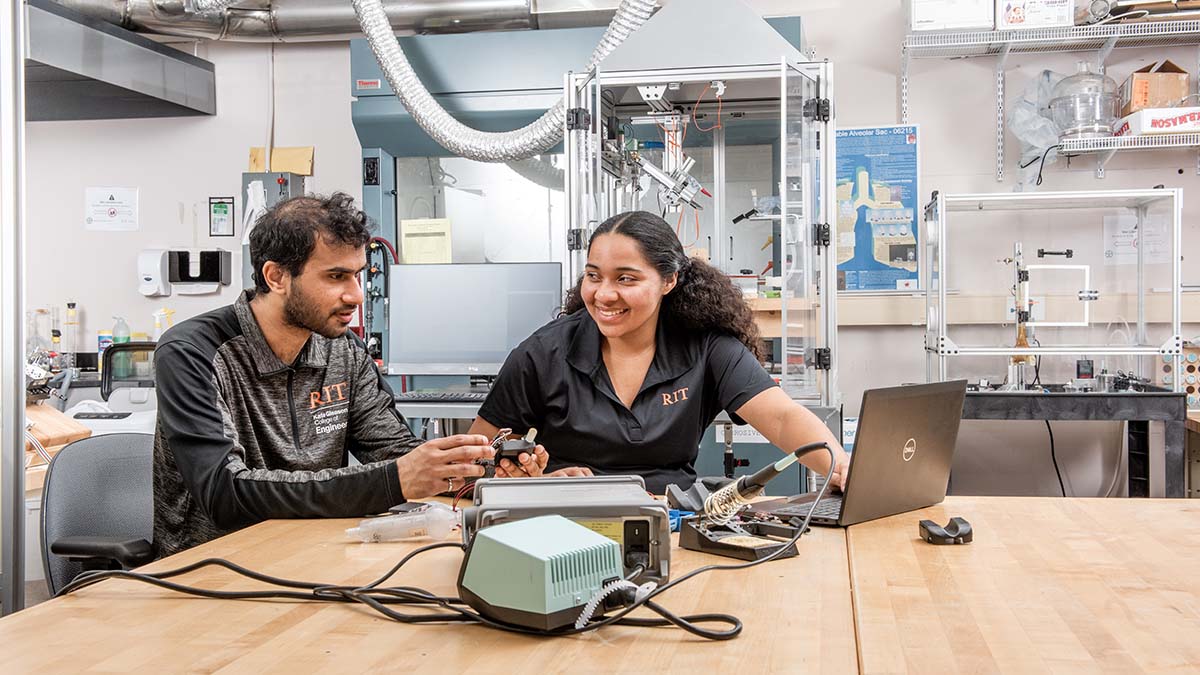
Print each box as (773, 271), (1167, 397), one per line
(40, 432), (156, 595)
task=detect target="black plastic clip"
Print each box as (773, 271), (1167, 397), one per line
(919, 517), (973, 545)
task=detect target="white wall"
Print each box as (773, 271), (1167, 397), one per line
(25, 40), (361, 343)
(24, 0), (1198, 496)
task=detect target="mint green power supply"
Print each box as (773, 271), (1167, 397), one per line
(457, 515), (625, 631)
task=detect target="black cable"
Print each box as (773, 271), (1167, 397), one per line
(1019, 144), (1062, 186)
(1032, 338), (1042, 387)
(1045, 420), (1067, 497)
(56, 448), (836, 641)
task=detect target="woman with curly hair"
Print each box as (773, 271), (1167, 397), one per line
(470, 210), (849, 493)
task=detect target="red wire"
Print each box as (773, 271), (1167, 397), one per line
(370, 237), (400, 264)
(694, 88), (723, 133)
(452, 482), (475, 511)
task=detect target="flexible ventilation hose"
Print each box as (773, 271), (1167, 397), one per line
(353, 0), (657, 162)
(187, 0), (241, 13)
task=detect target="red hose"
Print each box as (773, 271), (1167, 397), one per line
(371, 237), (400, 264)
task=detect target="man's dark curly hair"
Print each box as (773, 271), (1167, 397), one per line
(249, 192), (373, 294)
(564, 210), (765, 361)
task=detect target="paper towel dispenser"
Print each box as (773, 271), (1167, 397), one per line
(168, 249), (231, 295)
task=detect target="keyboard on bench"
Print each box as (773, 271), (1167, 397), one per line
(770, 495), (843, 520)
(394, 391), (489, 403)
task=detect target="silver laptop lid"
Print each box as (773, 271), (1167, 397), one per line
(838, 380), (968, 526)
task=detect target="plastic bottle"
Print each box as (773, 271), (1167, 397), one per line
(345, 503), (457, 543)
(152, 308), (175, 341)
(112, 316), (132, 378)
(97, 330), (113, 373)
(62, 301), (79, 371)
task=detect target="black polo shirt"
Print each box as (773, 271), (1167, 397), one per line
(477, 310), (777, 493)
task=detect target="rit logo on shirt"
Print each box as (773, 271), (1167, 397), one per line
(310, 381), (348, 409)
(662, 387), (689, 406)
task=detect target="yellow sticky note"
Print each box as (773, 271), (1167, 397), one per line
(248, 146), (314, 175)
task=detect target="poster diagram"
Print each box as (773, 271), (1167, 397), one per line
(835, 125), (919, 291)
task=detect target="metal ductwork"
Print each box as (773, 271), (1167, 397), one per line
(26, 0), (216, 121)
(50, 0), (620, 42)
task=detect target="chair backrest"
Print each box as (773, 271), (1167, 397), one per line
(41, 433), (154, 595)
(100, 341), (157, 402)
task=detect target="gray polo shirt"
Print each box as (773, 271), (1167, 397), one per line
(152, 291), (419, 558)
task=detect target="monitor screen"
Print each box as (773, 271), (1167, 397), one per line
(386, 262), (563, 376)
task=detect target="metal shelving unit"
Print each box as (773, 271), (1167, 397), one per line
(1060, 132), (1200, 177)
(901, 21), (1200, 182)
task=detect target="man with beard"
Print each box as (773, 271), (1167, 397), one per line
(151, 193), (496, 557)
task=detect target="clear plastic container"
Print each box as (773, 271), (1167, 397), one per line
(1049, 61), (1119, 139)
(111, 316), (132, 378)
(345, 503), (457, 542)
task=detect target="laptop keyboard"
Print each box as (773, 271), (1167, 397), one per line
(771, 495), (844, 520)
(394, 391), (488, 403)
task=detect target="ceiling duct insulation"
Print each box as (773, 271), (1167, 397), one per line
(48, 0), (621, 42)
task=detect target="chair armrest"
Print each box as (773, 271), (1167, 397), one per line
(51, 536), (155, 568)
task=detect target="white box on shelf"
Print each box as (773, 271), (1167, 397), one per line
(1114, 107), (1200, 136)
(995, 0), (1072, 30)
(906, 0), (994, 31)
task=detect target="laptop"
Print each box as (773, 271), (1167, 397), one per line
(747, 380), (968, 527)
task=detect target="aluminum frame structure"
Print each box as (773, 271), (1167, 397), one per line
(1, 0), (28, 614)
(923, 189), (1183, 386)
(900, 22), (1200, 181)
(564, 60), (839, 407)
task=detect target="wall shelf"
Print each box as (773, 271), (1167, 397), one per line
(900, 22), (1200, 182)
(1060, 133), (1200, 177)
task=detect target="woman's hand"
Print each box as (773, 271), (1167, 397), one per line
(494, 444), (549, 478)
(493, 445), (594, 478)
(546, 466), (593, 477)
(830, 453), (851, 492)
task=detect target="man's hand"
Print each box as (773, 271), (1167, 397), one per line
(395, 434), (493, 499)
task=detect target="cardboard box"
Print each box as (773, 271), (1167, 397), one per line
(907, 0), (994, 31)
(1114, 107), (1200, 136)
(1119, 60), (1190, 116)
(995, 0), (1073, 30)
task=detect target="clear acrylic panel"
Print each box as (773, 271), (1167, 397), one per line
(779, 62), (821, 400)
(927, 190), (1181, 390)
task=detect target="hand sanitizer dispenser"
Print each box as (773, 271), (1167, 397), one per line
(138, 249), (171, 297)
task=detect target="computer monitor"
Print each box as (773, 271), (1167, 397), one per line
(386, 262), (563, 376)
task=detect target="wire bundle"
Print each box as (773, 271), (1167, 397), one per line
(58, 448), (836, 642)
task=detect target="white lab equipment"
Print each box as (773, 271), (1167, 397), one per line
(242, 180), (269, 290)
(345, 503), (457, 542)
(137, 249), (171, 297)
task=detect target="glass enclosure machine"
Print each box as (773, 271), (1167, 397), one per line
(562, 59), (839, 408)
(923, 189), (1183, 397)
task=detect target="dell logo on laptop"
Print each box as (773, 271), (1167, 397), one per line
(903, 438), (917, 462)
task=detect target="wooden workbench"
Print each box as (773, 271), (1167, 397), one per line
(0, 518), (856, 673)
(2, 497), (1197, 673)
(849, 497), (1200, 673)
(24, 403), (90, 493)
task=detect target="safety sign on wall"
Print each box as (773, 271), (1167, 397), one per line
(85, 187), (139, 231)
(835, 125), (920, 291)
